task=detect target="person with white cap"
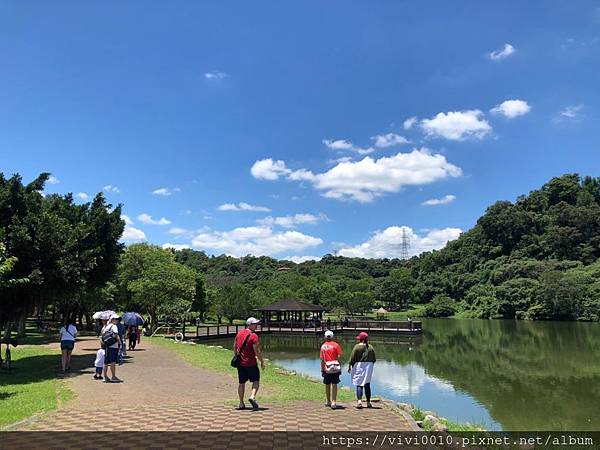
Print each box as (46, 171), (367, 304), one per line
(100, 313), (122, 383)
(233, 317), (265, 410)
(320, 330), (343, 409)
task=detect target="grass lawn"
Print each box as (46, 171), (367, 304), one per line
(0, 345), (74, 428)
(151, 337), (354, 404)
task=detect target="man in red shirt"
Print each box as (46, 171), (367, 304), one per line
(234, 317), (265, 410)
(320, 330), (343, 409)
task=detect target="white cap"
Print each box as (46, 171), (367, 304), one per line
(324, 330), (334, 338)
(110, 313), (120, 320)
(246, 317), (260, 325)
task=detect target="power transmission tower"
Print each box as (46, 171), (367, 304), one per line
(399, 228), (411, 260)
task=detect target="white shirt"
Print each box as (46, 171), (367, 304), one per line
(94, 348), (105, 368)
(59, 324), (78, 341)
(102, 323), (120, 348)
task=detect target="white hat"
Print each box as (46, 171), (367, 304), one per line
(324, 330), (334, 338)
(246, 317), (260, 325)
(110, 313), (120, 320)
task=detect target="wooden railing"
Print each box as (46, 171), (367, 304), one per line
(186, 320), (422, 339)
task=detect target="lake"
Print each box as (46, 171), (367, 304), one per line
(209, 318), (600, 430)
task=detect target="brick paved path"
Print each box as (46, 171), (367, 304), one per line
(9, 336), (415, 433)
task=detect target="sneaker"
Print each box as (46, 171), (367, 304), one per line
(248, 398), (259, 410)
(237, 402), (246, 410)
(331, 403), (337, 410)
(356, 401), (363, 409)
(367, 402), (373, 408)
(324, 401), (331, 407)
(103, 378), (113, 383)
(111, 377), (122, 383)
(93, 375), (98, 380)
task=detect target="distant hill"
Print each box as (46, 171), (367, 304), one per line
(173, 174), (600, 321)
(408, 173), (600, 320)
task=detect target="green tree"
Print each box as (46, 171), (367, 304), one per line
(117, 243), (196, 330)
(213, 284), (252, 324)
(375, 268), (414, 309)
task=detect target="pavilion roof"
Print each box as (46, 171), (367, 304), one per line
(254, 298), (327, 312)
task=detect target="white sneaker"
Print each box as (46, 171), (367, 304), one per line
(324, 401), (331, 407)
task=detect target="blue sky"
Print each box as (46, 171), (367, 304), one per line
(2, 1), (599, 261)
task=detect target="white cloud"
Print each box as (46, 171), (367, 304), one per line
(103, 185), (120, 193)
(253, 149), (461, 203)
(162, 243), (191, 251)
(554, 104), (584, 123)
(338, 226), (462, 259)
(488, 43), (516, 61)
(251, 158), (292, 180)
(75, 192), (90, 201)
(323, 139), (373, 155)
(168, 227), (190, 236)
(422, 194), (457, 206)
(204, 71), (228, 80)
(371, 133), (410, 148)
(137, 213), (171, 226)
(490, 99), (531, 119)
(47, 175), (60, 185)
(121, 226), (146, 243)
(257, 213), (326, 228)
(152, 187), (180, 196)
(191, 226), (323, 257)
(403, 117), (418, 130)
(420, 110), (491, 140)
(121, 214), (134, 226)
(217, 202), (271, 212)
(284, 255), (321, 264)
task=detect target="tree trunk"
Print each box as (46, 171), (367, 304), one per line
(3, 323), (12, 340)
(84, 313), (93, 331)
(77, 313), (84, 329)
(16, 315), (26, 338)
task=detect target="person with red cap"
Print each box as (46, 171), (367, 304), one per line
(348, 331), (376, 408)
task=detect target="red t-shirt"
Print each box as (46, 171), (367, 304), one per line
(235, 329), (259, 367)
(320, 341), (342, 369)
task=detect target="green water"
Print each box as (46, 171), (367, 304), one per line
(211, 318), (600, 430)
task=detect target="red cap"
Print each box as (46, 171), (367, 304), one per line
(356, 331), (369, 340)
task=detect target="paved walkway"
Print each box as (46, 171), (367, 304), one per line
(9, 336), (415, 433)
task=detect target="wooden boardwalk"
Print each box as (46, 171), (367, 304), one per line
(168, 320), (422, 341)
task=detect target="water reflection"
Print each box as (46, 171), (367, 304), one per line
(208, 318), (600, 430)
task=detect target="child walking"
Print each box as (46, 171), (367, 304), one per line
(94, 346), (105, 380)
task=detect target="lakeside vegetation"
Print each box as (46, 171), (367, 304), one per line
(2, 172), (599, 340)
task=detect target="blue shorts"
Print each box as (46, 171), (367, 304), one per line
(105, 347), (119, 364)
(60, 340), (74, 351)
(95, 366), (103, 375)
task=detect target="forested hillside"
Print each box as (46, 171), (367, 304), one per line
(174, 174), (600, 321)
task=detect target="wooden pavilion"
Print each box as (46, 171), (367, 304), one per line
(254, 299), (327, 326)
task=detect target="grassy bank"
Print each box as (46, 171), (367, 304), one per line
(409, 406), (485, 432)
(0, 346), (74, 428)
(151, 337), (354, 403)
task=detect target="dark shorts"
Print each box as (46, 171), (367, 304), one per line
(237, 365), (260, 384)
(95, 366), (103, 375)
(60, 340), (74, 351)
(105, 347), (119, 364)
(323, 372), (341, 385)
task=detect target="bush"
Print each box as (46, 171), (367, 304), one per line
(423, 295), (457, 318)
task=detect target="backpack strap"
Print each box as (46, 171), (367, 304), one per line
(237, 332), (252, 353)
